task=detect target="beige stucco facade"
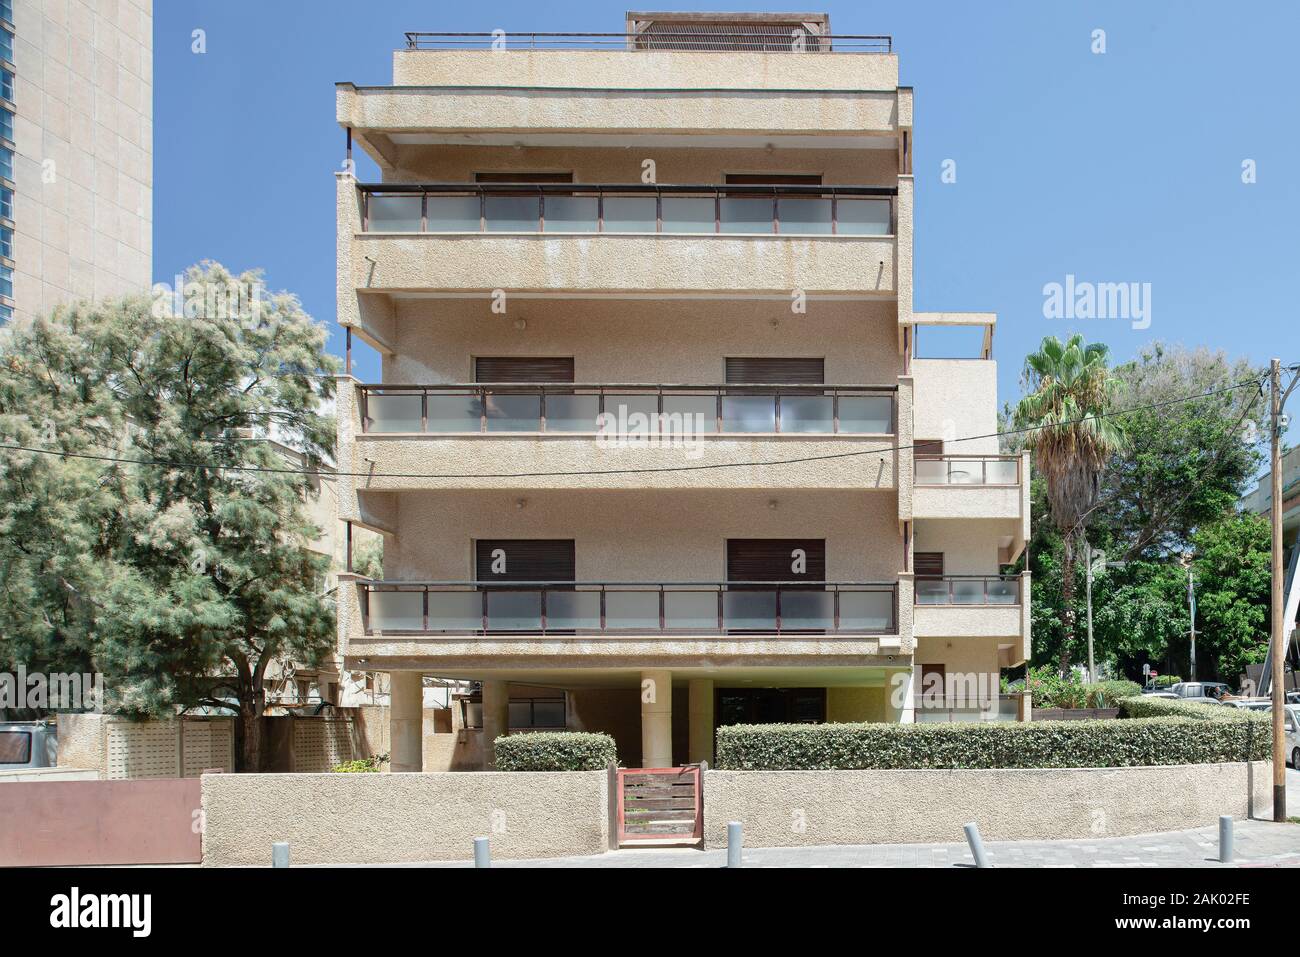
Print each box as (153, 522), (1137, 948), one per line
(334, 15), (1028, 772)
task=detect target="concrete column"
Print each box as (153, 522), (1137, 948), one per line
(687, 678), (714, 765)
(894, 668), (916, 724)
(640, 669), (673, 768)
(482, 680), (509, 770)
(389, 672), (423, 772)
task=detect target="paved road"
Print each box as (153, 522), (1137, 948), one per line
(393, 818), (1300, 868)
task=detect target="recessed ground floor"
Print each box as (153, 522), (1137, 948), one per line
(369, 634), (1023, 771)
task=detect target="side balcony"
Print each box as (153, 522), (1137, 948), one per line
(912, 572), (1031, 664)
(338, 380), (907, 492)
(340, 181), (898, 298)
(912, 453), (1031, 522)
(339, 578), (912, 668)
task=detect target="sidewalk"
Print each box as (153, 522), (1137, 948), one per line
(396, 819), (1300, 868)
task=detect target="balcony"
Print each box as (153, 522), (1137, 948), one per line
(361, 580), (898, 636)
(361, 183), (894, 237)
(358, 383), (895, 436)
(344, 183), (897, 297)
(912, 453), (1029, 521)
(912, 574), (1030, 641)
(341, 381), (903, 492)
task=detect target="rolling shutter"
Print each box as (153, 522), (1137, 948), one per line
(474, 172), (574, 184)
(914, 552), (945, 579)
(474, 357), (575, 383)
(726, 539), (826, 582)
(475, 540), (576, 583)
(724, 358), (824, 385)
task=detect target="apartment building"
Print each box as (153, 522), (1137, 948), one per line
(2, 0), (152, 324)
(334, 12), (1031, 772)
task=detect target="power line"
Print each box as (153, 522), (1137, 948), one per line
(0, 374), (1274, 482)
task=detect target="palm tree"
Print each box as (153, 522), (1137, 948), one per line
(1013, 334), (1125, 677)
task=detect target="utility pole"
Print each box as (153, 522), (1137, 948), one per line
(1186, 560), (1197, 682)
(1268, 358), (1295, 822)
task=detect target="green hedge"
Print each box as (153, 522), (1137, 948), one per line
(714, 697), (1270, 771)
(493, 732), (617, 771)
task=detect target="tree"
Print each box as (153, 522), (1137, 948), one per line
(1012, 334), (1124, 676)
(0, 262), (338, 770)
(1095, 343), (1265, 560)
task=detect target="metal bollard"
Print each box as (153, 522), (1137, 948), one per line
(474, 836), (491, 868)
(726, 821), (743, 868)
(1219, 816), (1234, 863)
(272, 842), (290, 868)
(963, 822), (991, 868)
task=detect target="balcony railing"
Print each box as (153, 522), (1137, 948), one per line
(916, 693), (1025, 723)
(358, 183), (896, 237)
(915, 455), (1021, 486)
(914, 575), (1022, 606)
(357, 383), (896, 436)
(361, 581), (898, 636)
(403, 32), (893, 53)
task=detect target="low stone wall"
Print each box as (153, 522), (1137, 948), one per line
(201, 770), (609, 865)
(703, 762), (1271, 848)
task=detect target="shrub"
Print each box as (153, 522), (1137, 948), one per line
(332, 753), (388, 773)
(1153, 674), (1182, 688)
(494, 732), (617, 771)
(1087, 679), (1143, 708)
(715, 699), (1270, 771)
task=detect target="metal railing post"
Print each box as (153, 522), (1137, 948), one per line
(474, 836), (491, 868)
(964, 822), (991, 868)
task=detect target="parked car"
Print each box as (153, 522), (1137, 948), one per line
(0, 721), (58, 770)
(1143, 691), (1180, 700)
(1218, 698), (1271, 709)
(1165, 681), (1231, 703)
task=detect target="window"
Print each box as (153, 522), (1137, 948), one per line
(0, 68), (12, 103)
(0, 29), (12, 64)
(1, 185), (13, 219)
(0, 107), (12, 143)
(726, 539), (826, 582)
(0, 145), (11, 180)
(724, 357), (825, 384)
(0, 2), (11, 25)
(508, 696), (566, 729)
(717, 688), (826, 725)
(0, 263), (12, 298)
(0, 730), (32, 764)
(0, 303), (11, 322)
(474, 356), (575, 383)
(474, 539), (575, 583)
(1, 224), (11, 258)
(474, 171), (574, 184)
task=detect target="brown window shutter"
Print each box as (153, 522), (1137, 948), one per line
(724, 358), (825, 385)
(914, 552), (945, 579)
(915, 439), (945, 457)
(475, 540), (576, 583)
(724, 174), (823, 186)
(474, 172), (574, 184)
(474, 357), (575, 383)
(726, 539), (826, 582)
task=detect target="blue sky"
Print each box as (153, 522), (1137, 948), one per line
(154, 1), (1300, 400)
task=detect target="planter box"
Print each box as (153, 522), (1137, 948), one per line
(1031, 707), (1120, 721)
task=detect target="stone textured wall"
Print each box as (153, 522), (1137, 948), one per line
(201, 770), (609, 865)
(703, 763), (1273, 848)
(11, 0), (152, 320)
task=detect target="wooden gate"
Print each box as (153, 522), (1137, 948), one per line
(616, 766), (703, 847)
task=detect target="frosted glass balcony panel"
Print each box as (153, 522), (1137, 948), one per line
(367, 393), (422, 433)
(837, 396), (892, 433)
(367, 194), (422, 232)
(426, 195), (480, 231)
(836, 198), (891, 235)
